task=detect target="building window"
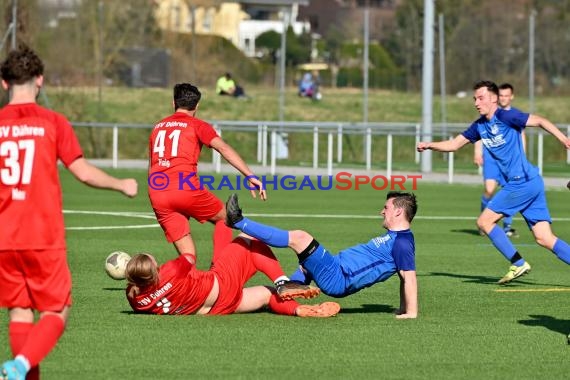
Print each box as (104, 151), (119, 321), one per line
(172, 5), (181, 29)
(203, 8), (213, 32)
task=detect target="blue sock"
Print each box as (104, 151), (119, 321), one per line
(290, 267), (313, 285)
(234, 217), (289, 248)
(553, 239), (570, 264)
(503, 215), (513, 231)
(488, 225), (524, 265)
(481, 195), (490, 212)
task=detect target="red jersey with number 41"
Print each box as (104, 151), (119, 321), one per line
(0, 103), (83, 250)
(148, 112), (218, 192)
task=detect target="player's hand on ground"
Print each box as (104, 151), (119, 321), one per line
(247, 177), (267, 200)
(121, 178), (138, 197)
(416, 142), (431, 152)
(393, 308), (416, 319)
(395, 313), (417, 319)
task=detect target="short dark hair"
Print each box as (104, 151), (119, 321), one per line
(473, 80), (498, 96)
(498, 83), (514, 93)
(387, 191), (418, 222)
(173, 83), (201, 111)
(0, 45), (44, 85)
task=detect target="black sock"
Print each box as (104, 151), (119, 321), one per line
(298, 239), (320, 263)
(510, 252), (523, 264)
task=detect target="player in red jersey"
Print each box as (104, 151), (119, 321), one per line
(148, 83), (265, 262)
(126, 236), (339, 318)
(0, 46), (138, 380)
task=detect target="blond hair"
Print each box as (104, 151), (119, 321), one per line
(126, 253), (159, 298)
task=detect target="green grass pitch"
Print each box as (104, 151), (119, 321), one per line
(2, 169), (570, 379)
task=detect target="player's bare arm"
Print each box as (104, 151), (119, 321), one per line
(210, 137), (267, 200)
(417, 134), (470, 153)
(396, 270), (418, 319)
(526, 115), (570, 149)
(473, 140), (484, 166)
(67, 158), (138, 197)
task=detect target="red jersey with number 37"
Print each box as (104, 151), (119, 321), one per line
(0, 103), (83, 250)
(148, 112), (218, 192)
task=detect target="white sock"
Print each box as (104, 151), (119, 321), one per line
(274, 275), (289, 285)
(15, 355), (31, 372)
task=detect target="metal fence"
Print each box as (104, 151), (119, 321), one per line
(73, 121), (570, 183)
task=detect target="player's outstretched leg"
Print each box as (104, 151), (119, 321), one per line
(1, 358), (28, 380)
(225, 194), (289, 248)
(225, 193), (243, 227)
(296, 302), (341, 318)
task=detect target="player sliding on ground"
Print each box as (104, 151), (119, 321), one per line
(225, 191), (419, 319)
(125, 236), (339, 318)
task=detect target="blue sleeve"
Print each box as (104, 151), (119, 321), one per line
(461, 122), (480, 143)
(497, 108), (529, 130)
(392, 234), (415, 271)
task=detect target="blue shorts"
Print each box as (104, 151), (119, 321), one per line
(483, 158), (506, 186)
(301, 245), (347, 298)
(487, 175), (551, 228)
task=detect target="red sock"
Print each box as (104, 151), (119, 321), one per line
(212, 220), (233, 263)
(9, 321), (40, 380)
(268, 293), (298, 316)
(9, 321), (33, 356)
(250, 240), (285, 281)
(18, 314), (65, 368)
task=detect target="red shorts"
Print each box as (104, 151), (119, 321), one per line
(208, 239), (264, 315)
(0, 249), (72, 311)
(149, 189), (224, 242)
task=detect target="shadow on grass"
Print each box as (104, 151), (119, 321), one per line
(339, 304), (395, 314)
(518, 314), (570, 338)
(451, 228), (482, 236)
(428, 271), (503, 285)
(428, 271), (544, 286)
(102, 287), (125, 291)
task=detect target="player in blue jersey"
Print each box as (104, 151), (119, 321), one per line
(473, 83), (525, 238)
(418, 80), (570, 284)
(224, 191), (418, 319)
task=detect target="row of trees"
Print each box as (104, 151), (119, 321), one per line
(3, 0), (570, 94)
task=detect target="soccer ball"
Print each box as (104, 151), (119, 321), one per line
(105, 251), (131, 280)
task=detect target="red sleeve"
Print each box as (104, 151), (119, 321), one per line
(195, 120), (219, 147)
(55, 114), (83, 166)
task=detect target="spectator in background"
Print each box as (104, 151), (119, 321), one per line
(298, 72), (322, 100)
(298, 72), (315, 98)
(216, 72), (246, 98)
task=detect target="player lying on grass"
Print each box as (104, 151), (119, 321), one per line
(225, 191), (418, 319)
(125, 236), (340, 318)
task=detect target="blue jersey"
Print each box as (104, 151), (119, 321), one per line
(300, 229), (415, 297)
(338, 229), (415, 294)
(463, 108), (538, 182)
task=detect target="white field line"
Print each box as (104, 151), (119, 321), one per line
(67, 224), (159, 231)
(494, 288), (570, 293)
(63, 209), (570, 231)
